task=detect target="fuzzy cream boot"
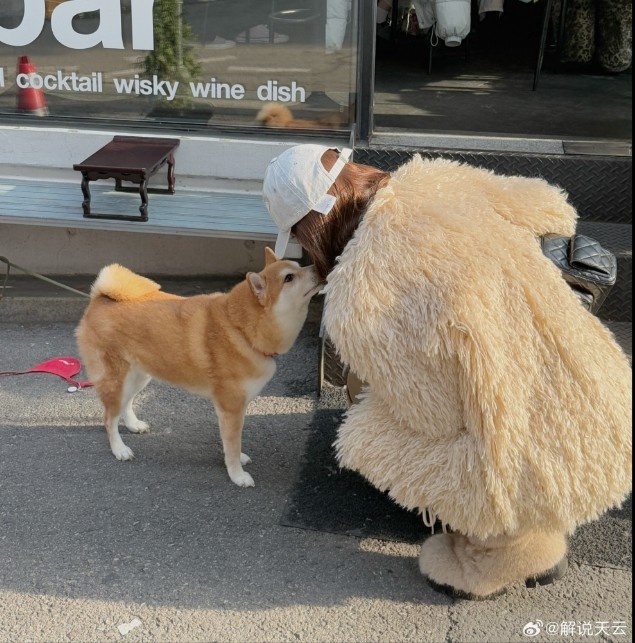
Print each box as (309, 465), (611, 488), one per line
(419, 530), (568, 599)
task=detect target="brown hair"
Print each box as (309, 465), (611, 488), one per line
(291, 150), (390, 280)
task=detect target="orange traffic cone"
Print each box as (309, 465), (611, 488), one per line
(16, 55), (49, 116)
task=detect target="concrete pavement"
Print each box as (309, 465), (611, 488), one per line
(0, 278), (631, 643)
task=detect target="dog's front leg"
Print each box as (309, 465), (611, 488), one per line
(216, 403), (254, 488)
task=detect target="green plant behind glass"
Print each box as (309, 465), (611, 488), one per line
(142, 0), (201, 101)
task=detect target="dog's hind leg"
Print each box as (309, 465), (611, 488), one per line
(94, 358), (136, 461)
(122, 365), (152, 434)
(215, 399), (254, 488)
(105, 409), (135, 461)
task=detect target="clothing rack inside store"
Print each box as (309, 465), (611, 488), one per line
(386, 0), (567, 90)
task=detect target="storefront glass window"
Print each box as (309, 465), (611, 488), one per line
(0, 0), (357, 133)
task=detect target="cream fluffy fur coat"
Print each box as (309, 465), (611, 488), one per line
(325, 156), (632, 540)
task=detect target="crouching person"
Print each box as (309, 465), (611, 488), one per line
(262, 144), (632, 599)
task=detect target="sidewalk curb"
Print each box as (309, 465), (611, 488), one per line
(0, 297), (88, 323)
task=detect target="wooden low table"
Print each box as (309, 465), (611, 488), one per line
(73, 136), (180, 221)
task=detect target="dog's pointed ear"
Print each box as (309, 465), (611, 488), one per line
(264, 247), (278, 265)
(247, 272), (267, 305)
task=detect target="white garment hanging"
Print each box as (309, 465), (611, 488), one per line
(478, 0), (504, 15)
(432, 0), (471, 46)
(326, 0), (352, 52)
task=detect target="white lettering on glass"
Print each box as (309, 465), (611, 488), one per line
(16, 70), (103, 93)
(113, 74), (179, 101)
(0, 0), (155, 51)
(189, 79), (246, 100)
(257, 80), (306, 103)
(0, 0), (46, 46)
(52, 0), (124, 50)
(130, 0), (155, 50)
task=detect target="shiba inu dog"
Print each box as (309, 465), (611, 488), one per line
(76, 248), (321, 487)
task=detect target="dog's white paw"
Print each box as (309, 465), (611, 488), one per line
(126, 419), (150, 434)
(240, 452), (252, 465)
(112, 444), (135, 461)
(230, 470), (255, 488)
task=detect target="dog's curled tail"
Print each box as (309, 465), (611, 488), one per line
(90, 264), (162, 302)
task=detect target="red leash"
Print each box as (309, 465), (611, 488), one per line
(0, 357), (93, 391)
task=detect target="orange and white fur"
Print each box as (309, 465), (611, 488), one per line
(256, 103), (348, 129)
(76, 248), (321, 487)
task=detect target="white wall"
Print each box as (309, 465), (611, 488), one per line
(0, 223), (270, 276)
(0, 125), (317, 275)
(0, 125), (297, 184)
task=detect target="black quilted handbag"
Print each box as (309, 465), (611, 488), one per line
(541, 234), (617, 314)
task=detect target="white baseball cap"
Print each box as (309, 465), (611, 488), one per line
(262, 144), (353, 258)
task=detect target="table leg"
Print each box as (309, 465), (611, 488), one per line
(115, 177), (123, 191)
(138, 179), (149, 220)
(167, 154), (176, 194)
(80, 173), (91, 215)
